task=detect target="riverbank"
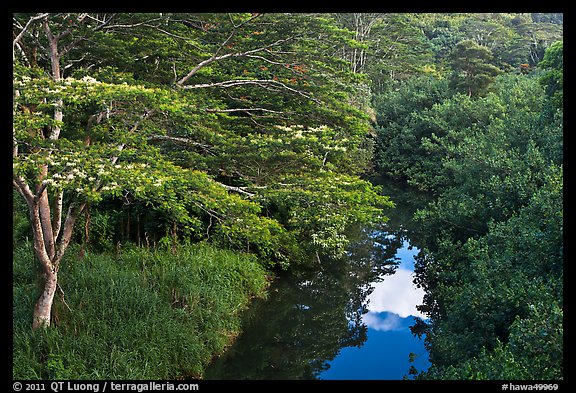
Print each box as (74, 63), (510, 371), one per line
(12, 242), (270, 379)
(203, 177), (432, 380)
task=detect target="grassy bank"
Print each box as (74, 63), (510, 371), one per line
(13, 242), (270, 379)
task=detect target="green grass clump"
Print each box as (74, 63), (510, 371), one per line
(13, 242), (269, 379)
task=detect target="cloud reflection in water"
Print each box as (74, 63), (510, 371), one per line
(365, 267), (427, 323)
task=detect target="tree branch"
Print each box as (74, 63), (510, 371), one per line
(100, 16), (166, 30)
(175, 37), (293, 87)
(85, 13), (117, 30)
(204, 107), (288, 115)
(178, 79), (319, 103)
(218, 183), (256, 198)
(51, 190), (64, 241)
(54, 201), (86, 267)
(148, 134), (212, 150)
(13, 13), (50, 55)
(13, 175), (35, 207)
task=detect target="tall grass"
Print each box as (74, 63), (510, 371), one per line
(13, 242), (269, 379)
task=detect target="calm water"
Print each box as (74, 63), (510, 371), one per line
(318, 238), (429, 380)
(204, 179), (431, 380)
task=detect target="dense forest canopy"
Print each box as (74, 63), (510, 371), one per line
(13, 12), (562, 380)
(368, 14), (562, 379)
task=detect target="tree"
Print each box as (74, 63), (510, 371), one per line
(447, 39), (501, 96)
(13, 13), (388, 329)
(333, 13), (435, 94)
(13, 47), (208, 329)
(538, 40), (563, 114)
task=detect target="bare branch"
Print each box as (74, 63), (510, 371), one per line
(174, 13), (288, 87)
(13, 41), (30, 66)
(147, 24), (204, 52)
(148, 134), (212, 150)
(60, 14), (117, 57)
(85, 13), (117, 30)
(35, 181), (49, 200)
(218, 183), (256, 198)
(13, 13), (50, 53)
(245, 53), (293, 66)
(100, 16), (166, 30)
(178, 79), (319, 103)
(54, 201), (86, 267)
(29, 203), (55, 273)
(52, 190), (64, 241)
(204, 107), (287, 115)
(229, 12), (262, 29)
(13, 131), (19, 158)
(13, 89), (20, 158)
(13, 175), (35, 206)
(176, 37), (293, 87)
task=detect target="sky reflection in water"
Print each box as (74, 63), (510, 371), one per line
(319, 240), (430, 380)
(203, 179), (433, 380)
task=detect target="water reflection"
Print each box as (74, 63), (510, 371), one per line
(367, 267), (426, 320)
(203, 244), (385, 379)
(203, 178), (432, 380)
(319, 237), (430, 380)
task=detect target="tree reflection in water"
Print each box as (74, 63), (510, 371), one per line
(204, 178), (431, 380)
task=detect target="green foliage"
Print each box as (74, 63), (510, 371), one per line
(375, 39), (562, 379)
(538, 40), (563, 116)
(13, 13), (387, 270)
(418, 13), (562, 70)
(333, 13), (563, 97)
(373, 75), (447, 181)
(413, 162), (563, 380)
(447, 39), (501, 97)
(424, 295), (563, 380)
(259, 172), (393, 260)
(13, 243), (269, 379)
(13, 12), (563, 380)
(45, 353), (77, 380)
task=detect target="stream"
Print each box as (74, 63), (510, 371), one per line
(204, 178), (432, 380)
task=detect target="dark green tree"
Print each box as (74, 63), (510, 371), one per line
(447, 39), (501, 96)
(538, 40), (563, 114)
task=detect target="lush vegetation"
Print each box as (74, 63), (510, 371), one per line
(13, 12), (562, 380)
(13, 12), (391, 379)
(13, 241), (268, 379)
(372, 30), (563, 379)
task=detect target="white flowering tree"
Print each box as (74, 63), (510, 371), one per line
(13, 13), (391, 329)
(12, 14), (229, 329)
(15, 69), (179, 328)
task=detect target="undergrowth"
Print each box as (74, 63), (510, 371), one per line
(13, 242), (270, 379)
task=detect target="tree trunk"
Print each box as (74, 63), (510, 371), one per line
(32, 270), (58, 329)
(28, 200), (85, 330)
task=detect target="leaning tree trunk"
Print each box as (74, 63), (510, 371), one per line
(16, 177), (86, 329)
(30, 200), (85, 329)
(32, 270), (58, 330)
(25, 192), (58, 329)
(15, 14), (112, 330)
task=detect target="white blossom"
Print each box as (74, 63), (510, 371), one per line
(80, 75), (100, 84)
